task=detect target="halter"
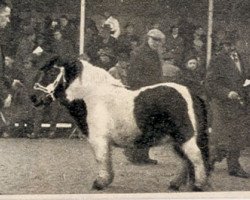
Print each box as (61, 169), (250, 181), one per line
(33, 66), (66, 101)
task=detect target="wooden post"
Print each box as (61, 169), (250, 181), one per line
(79, 0), (86, 55)
(206, 0), (214, 68)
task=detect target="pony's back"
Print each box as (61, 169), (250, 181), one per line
(80, 60), (125, 88)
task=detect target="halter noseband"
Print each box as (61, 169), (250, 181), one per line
(33, 66), (66, 101)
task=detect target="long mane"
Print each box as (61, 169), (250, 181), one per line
(80, 60), (126, 88)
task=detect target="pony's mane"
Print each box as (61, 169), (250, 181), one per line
(80, 60), (125, 88)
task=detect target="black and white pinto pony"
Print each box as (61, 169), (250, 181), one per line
(31, 56), (210, 191)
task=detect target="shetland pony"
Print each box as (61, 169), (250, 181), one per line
(30, 56), (210, 191)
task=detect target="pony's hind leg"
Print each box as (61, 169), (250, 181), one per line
(89, 136), (114, 190)
(182, 136), (207, 191)
(169, 144), (191, 191)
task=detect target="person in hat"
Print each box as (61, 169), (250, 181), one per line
(96, 47), (117, 71)
(161, 51), (181, 83)
(103, 11), (121, 39)
(2, 55), (29, 138)
(84, 18), (99, 63)
(0, 0), (12, 137)
(165, 24), (184, 67)
(127, 29), (165, 89)
(58, 15), (76, 49)
(205, 33), (250, 178)
(15, 26), (36, 67)
(108, 50), (130, 86)
(125, 29), (165, 165)
(178, 54), (205, 98)
(118, 22), (140, 56)
(185, 25), (207, 70)
(94, 24), (118, 69)
(50, 28), (75, 58)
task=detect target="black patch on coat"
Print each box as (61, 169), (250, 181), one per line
(133, 86), (194, 148)
(61, 99), (88, 136)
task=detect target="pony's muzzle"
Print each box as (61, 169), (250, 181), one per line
(30, 94), (42, 107)
(30, 94), (37, 104)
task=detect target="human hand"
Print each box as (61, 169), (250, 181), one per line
(4, 94), (12, 108)
(228, 91), (244, 106)
(228, 91), (240, 100)
(12, 79), (23, 89)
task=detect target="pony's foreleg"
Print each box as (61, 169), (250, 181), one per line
(182, 136), (207, 191)
(89, 136), (114, 190)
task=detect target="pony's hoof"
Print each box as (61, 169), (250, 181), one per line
(91, 176), (113, 190)
(168, 184), (180, 191)
(92, 180), (105, 190)
(192, 185), (204, 192)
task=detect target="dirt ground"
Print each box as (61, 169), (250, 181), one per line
(0, 138), (249, 195)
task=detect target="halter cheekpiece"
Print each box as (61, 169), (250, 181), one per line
(33, 66), (66, 101)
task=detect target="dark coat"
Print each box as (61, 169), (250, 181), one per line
(205, 50), (250, 155)
(50, 39), (74, 58)
(165, 34), (184, 66)
(127, 43), (163, 90)
(177, 68), (205, 98)
(0, 44), (11, 108)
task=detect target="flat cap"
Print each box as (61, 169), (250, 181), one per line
(0, 0), (12, 8)
(147, 29), (165, 40)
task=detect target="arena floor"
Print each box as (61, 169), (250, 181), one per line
(0, 138), (249, 195)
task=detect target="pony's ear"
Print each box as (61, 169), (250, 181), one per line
(33, 52), (59, 71)
(63, 59), (83, 85)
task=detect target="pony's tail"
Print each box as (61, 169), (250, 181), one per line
(195, 96), (210, 176)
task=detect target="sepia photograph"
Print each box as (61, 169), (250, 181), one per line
(0, 0), (249, 199)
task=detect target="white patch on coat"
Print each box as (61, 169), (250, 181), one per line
(65, 60), (197, 146)
(65, 60), (141, 147)
(182, 136), (206, 188)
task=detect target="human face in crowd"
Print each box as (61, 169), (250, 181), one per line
(100, 29), (110, 39)
(54, 31), (62, 40)
(60, 17), (68, 27)
(172, 27), (179, 35)
(24, 60), (32, 69)
(126, 25), (134, 35)
(100, 55), (110, 64)
(223, 43), (237, 54)
(5, 56), (13, 67)
(28, 33), (36, 42)
(186, 59), (198, 71)
(0, 6), (11, 29)
(148, 37), (164, 51)
(131, 40), (138, 50)
(51, 20), (58, 28)
(152, 23), (160, 29)
(195, 27), (204, 36)
(104, 11), (111, 18)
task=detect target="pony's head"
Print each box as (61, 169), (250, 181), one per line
(30, 55), (82, 107)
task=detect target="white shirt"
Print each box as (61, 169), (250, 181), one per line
(172, 34), (178, 39)
(230, 52), (242, 74)
(104, 16), (121, 39)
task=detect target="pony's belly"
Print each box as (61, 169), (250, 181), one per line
(110, 119), (141, 147)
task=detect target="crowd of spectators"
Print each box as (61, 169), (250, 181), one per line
(0, 6), (249, 178)
(0, 11), (241, 139)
